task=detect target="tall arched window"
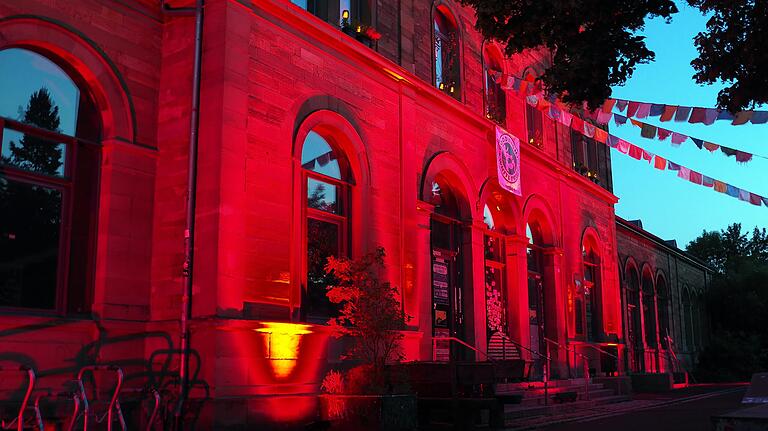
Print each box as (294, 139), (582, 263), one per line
(580, 242), (602, 342)
(429, 175), (469, 359)
(482, 193), (516, 360)
(526, 222), (546, 373)
(641, 270), (658, 350)
(624, 265), (643, 371)
(433, 6), (461, 100)
(523, 70), (543, 148)
(482, 45), (506, 124)
(656, 275), (670, 349)
(300, 130), (352, 321)
(0, 48), (100, 313)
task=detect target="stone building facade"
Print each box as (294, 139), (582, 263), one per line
(0, 0), (708, 428)
(616, 217), (713, 374)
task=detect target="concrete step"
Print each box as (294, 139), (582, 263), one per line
(504, 394), (632, 421)
(497, 378), (592, 391)
(512, 388), (617, 407)
(496, 382), (605, 395)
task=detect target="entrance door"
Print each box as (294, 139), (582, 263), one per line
(528, 274), (545, 378)
(431, 218), (466, 360)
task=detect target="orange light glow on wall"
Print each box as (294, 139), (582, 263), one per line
(256, 322), (313, 379)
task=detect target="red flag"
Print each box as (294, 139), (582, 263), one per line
(653, 155), (666, 170)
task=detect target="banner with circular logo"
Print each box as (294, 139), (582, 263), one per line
(496, 126), (521, 196)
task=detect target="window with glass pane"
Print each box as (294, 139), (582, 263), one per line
(293, 0), (372, 28)
(581, 247), (601, 340)
(483, 47), (506, 124)
(526, 104), (543, 148)
(434, 7), (461, 100)
(0, 179), (61, 309)
(0, 48), (100, 313)
(305, 218), (340, 319)
(301, 129), (351, 321)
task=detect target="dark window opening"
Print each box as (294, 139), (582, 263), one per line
(0, 48), (100, 314)
(301, 130), (351, 322)
(483, 47), (506, 125)
(434, 7), (461, 100)
(526, 104), (543, 148)
(571, 129), (611, 190)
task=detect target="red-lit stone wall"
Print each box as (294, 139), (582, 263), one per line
(0, 0), (628, 427)
(0, 0), (161, 393)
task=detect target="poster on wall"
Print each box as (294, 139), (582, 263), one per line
(495, 126), (522, 196)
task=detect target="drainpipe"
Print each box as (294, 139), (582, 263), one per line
(161, 0), (204, 427)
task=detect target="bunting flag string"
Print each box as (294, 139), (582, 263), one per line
(492, 72), (767, 164)
(609, 98), (768, 126)
(612, 114), (768, 163)
(518, 90), (768, 209)
(494, 72), (768, 126)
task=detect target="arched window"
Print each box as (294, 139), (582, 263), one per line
(433, 6), (461, 100)
(482, 45), (506, 124)
(301, 130), (352, 321)
(523, 70), (543, 148)
(482, 193), (515, 360)
(624, 265), (643, 371)
(580, 242), (602, 341)
(0, 48), (100, 313)
(641, 270), (658, 349)
(656, 275), (670, 349)
(526, 222), (545, 372)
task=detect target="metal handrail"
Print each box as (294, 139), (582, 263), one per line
(433, 335), (552, 405)
(544, 337), (590, 400)
(432, 336), (492, 362)
(583, 343), (620, 360)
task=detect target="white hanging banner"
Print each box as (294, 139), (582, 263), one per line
(495, 126), (521, 196)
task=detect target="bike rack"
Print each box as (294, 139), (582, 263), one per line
(76, 365), (126, 431)
(0, 365), (37, 431)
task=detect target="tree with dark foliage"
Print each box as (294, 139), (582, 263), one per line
(458, 0), (767, 111)
(688, 0), (768, 112)
(686, 224), (768, 381)
(457, 0), (677, 109)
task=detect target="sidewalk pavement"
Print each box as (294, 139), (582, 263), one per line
(504, 383), (748, 430)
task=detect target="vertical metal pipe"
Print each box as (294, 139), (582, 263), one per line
(176, 0), (204, 427)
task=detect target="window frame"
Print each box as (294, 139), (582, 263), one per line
(300, 139), (352, 322)
(526, 103), (544, 149)
(482, 45), (506, 125)
(432, 5), (462, 101)
(0, 116), (99, 315)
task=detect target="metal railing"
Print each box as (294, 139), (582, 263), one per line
(433, 335), (553, 405)
(544, 337), (590, 400)
(432, 336), (492, 362)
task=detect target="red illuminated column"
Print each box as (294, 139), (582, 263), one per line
(466, 221), (489, 359)
(504, 234), (529, 348)
(543, 247), (568, 378)
(415, 202), (435, 361)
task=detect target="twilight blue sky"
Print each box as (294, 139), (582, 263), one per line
(609, 1), (767, 248)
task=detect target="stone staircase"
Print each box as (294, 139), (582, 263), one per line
(498, 378), (631, 425)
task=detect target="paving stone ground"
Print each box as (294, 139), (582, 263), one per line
(504, 383), (748, 430)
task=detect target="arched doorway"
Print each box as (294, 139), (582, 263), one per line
(482, 188), (517, 360)
(429, 174), (470, 359)
(526, 221), (548, 377)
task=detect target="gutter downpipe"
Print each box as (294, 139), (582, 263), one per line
(161, 0), (204, 427)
